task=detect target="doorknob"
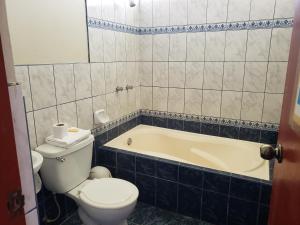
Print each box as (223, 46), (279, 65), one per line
(260, 144), (283, 163)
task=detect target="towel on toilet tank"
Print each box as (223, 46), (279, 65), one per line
(45, 128), (91, 148)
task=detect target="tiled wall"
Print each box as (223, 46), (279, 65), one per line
(14, 0), (143, 149)
(16, 0), (294, 149)
(15, 62), (140, 149)
(138, 0), (294, 125)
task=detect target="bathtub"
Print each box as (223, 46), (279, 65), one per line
(105, 124), (269, 180)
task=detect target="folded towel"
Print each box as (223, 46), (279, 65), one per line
(46, 127), (91, 148)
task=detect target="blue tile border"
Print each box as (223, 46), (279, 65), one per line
(141, 109), (279, 132)
(88, 17), (139, 34)
(92, 109), (279, 149)
(88, 17), (293, 35)
(95, 145), (272, 225)
(92, 109), (279, 136)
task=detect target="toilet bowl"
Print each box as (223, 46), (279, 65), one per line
(67, 178), (139, 225)
(35, 133), (139, 225)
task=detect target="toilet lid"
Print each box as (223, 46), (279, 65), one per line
(79, 178), (139, 208)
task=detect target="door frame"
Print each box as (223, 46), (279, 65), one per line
(0, 12), (27, 225)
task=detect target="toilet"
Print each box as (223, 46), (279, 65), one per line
(36, 134), (139, 225)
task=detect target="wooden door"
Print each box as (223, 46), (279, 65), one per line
(0, 36), (26, 224)
(268, 1), (300, 224)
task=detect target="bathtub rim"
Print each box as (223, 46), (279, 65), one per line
(103, 124), (271, 182)
(98, 145), (272, 185)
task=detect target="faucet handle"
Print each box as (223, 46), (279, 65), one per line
(116, 86), (124, 92)
(126, 85), (133, 90)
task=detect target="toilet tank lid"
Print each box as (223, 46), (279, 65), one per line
(35, 135), (94, 158)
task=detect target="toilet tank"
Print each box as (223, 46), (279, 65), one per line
(36, 135), (94, 193)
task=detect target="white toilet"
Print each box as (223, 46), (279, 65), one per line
(36, 134), (139, 225)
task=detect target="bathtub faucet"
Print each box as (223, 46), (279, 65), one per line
(126, 85), (133, 90)
(116, 86), (124, 92)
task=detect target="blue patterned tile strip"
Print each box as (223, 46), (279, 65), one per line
(88, 17), (293, 35)
(95, 145), (272, 225)
(91, 109), (279, 145)
(140, 109), (279, 131)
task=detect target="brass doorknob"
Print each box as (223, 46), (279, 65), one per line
(260, 144), (283, 163)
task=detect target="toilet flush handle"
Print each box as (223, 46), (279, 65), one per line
(56, 157), (66, 162)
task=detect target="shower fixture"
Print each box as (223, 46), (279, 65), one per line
(129, 0), (136, 7)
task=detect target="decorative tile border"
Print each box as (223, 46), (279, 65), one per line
(140, 109), (279, 131)
(92, 109), (278, 150)
(88, 17), (140, 34)
(88, 17), (293, 35)
(91, 108), (279, 138)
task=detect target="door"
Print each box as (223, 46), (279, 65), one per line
(268, 1), (300, 225)
(0, 36), (26, 224)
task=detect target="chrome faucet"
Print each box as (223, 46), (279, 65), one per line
(126, 85), (133, 90)
(116, 86), (124, 92)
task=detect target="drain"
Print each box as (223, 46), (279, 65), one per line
(127, 138), (132, 146)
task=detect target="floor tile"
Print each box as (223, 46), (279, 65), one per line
(60, 202), (214, 225)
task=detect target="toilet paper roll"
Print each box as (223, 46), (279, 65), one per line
(52, 123), (68, 139)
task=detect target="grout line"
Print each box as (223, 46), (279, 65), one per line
(52, 65), (59, 123)
(219, 0), (231, 124)
(261, 0), (279, 124)
(239, 0), (253, 122)
(72, 64), (79, 127)
(26, 66), (38, 148)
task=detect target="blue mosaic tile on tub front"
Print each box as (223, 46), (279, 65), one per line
(96, 147), (116, 167)
(260, 182), (272, 205)
(228, 197), (258, 225)
(178, 184), (202, 219)
(156, 159), (179, 182)
(136, 155), (156, 176)
(156, 178), (178, 212)
(117, 151), (135, 171)
(116, 168), (135, 184)
(230, 176), (261, 202)
(258, 205), (269, 225)
(178, 164), (203, 188)
(201, 190), (228, 225)
(203, 170), (230, 195)
(135, 173), (156, 205)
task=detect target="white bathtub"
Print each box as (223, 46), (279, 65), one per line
(105, 125), (269, 180)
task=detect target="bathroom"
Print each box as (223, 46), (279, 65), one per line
(0, 0), (299, 224)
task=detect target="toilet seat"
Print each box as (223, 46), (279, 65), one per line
(79, 178), (139, 209)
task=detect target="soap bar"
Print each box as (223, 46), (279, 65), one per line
(68, 127), (79, 132)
